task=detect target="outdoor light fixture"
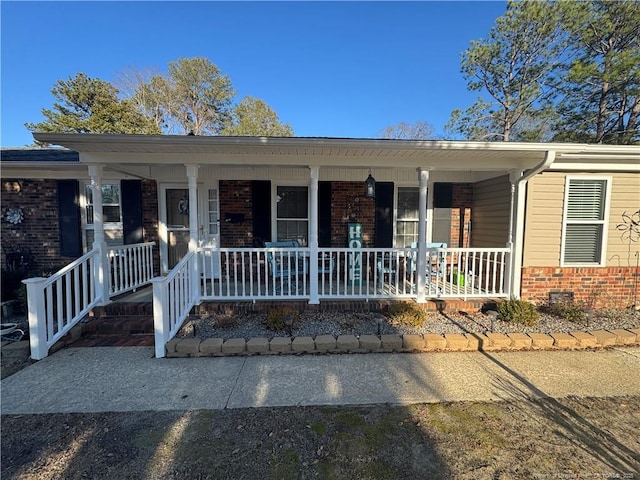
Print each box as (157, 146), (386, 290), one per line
(365, 170), (376, 199)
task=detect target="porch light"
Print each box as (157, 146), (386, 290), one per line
(365, 170), (376, 199)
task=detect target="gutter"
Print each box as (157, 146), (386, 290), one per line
(508, 150), (556, 298)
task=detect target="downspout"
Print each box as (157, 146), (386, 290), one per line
(508, 150), (556, 298)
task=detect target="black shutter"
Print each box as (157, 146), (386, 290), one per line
(121, 180), (143, 244)
(57, 180), (81, 257)
(318, 181), (332, 247)
(374, 182), (394, 247)
(433, 183), (453, 208)
(251, 180), (271, 247)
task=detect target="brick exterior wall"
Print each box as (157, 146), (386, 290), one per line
(218, 180), (470, 249)
(1, 179), (75, 274)
(521, 266), (640, 309)
(330, 182), (376, 247)
(1, 178), (161, 277)
(450, 184), (473, 248)
(219, 180), (254, 247)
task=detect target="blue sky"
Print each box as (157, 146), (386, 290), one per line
(1, 1), (507, 147)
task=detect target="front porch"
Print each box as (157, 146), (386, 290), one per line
(23, 242), (510, 359)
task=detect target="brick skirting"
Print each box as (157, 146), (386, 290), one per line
(521, 266), (639, 309)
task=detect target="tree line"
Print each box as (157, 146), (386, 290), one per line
(27, 57), (294, 138)
(27, 0), (638, 144)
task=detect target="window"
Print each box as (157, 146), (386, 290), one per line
(85, 184), (121, 224)
(561, 177), (610, 265)
(395, 187), (422, 247)
(83, 183), (123, 247)
(275, 186), (308, 245)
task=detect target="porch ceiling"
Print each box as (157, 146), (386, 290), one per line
(32, 133), (640, 172)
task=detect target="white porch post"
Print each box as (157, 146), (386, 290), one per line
(186, 164), (200, 303)
(308, 166), (320, 304)
(504, 172), (520, 298)
(88, 165), (110, 305)
(416, 168), (429, 303)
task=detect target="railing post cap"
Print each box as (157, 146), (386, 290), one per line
(22, 277), (47, 284)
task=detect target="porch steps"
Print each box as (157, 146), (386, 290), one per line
(63, 302), (155, 348)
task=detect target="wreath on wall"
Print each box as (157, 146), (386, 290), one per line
(5, 207), (24, 225)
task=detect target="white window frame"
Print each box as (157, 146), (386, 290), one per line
(272, 183), (309, 246)
(80, 180), (124, 250)
(560, 176), (611, 267)
(394, 185), (429, 248)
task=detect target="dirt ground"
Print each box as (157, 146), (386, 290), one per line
(2, 396), (638, 480)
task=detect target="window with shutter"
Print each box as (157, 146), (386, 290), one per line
(561, 177), (610, 265)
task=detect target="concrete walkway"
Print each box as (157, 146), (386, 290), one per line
(1, 346), (639, 414)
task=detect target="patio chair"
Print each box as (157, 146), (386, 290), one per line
(265, 241), (307, 293)
(408, 242), (448, 289)
(376, 251), (399, 289)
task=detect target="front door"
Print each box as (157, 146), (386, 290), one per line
(163, 188), (190, 270)
(159, 185), (221, 275)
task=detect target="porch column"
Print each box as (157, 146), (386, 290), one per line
(186, 164), (200, 303)
(416, 168), (429, 303)
(308, 166), (320, 304)
(504, 172), (520, 297)
(88, 164), (110, 305)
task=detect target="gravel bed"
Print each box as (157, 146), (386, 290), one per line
(177, 308), (640, 341)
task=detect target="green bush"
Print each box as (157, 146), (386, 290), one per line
(265, 306), (299, 332)
(387, 302), (427, 327)
(497, 298), (539, 326)
(547, 302), (587, 324)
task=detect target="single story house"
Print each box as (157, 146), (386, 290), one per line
(2, 134), (638, 358)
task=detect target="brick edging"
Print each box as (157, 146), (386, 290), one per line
(165, 328), (640, 357)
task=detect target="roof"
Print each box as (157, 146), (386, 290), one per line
(11, 134), (640, 173)
(1, 147), (79, 163)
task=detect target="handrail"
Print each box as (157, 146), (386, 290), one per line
(23, 248), (101, 360)
(153, 251), (197, 358)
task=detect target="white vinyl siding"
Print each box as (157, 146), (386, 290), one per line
(561, 177), (611, 266)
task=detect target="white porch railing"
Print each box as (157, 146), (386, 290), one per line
(153, 251), (198, 358)
(23, 248), (101, 360)
(436, 247), (510, 299)
(24, 242), (157, 360)
(108, 242), (156, 297)
(198, 246), (511, 301)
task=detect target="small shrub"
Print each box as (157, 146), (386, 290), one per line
(265, 306), (299, 332)
(497, 298), (539, 326)
(387, 302), (426, 327)
(547, 302), (587, 324)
